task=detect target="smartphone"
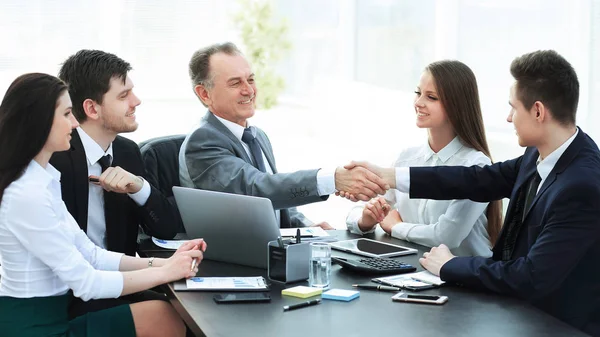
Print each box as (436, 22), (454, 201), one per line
(391, 292), (448, 305)
(213, 292), (271, 304)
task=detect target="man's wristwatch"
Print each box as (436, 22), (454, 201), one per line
(148, 257), (155, 268)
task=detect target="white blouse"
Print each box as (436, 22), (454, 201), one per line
(0, 160), (124, 300)
(347, 137), (493, 257)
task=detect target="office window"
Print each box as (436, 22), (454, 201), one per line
(1, 0), (598, 226)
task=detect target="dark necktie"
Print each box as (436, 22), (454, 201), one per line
(501, 171), (541, 260)
(523, 171), (542, 217)
(98, 154), (112, 172)
(241, 127), (267, 172)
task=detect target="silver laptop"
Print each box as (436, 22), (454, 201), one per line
(172, 186), (280, 268)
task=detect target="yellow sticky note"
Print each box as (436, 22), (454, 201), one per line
(281, 286), (323, 298)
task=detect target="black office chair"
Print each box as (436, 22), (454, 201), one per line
(139, 134), (186, 233)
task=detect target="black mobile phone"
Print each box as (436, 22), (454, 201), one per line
(213, 292), (271, 304)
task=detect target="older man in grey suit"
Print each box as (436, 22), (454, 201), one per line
(179, 42), (389, 228)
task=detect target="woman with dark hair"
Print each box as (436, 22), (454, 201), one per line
(346, 60), (503, 257)
(0, 73), (205, 336)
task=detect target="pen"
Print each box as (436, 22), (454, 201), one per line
(190, 258), (197, 272)
(296, 228), (301, 244)
(283, 298), (321, 312)
(376, 280), (403, 288)
(352, 284), (401, 292)
(88, 177), (99, 183)
(411, 278), (437, 285)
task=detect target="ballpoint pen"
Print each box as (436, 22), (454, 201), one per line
(352, 284), (401, 292)
(411, 277), (437, 285)
(190, 258), (197, 272)
(283, 298), (321, 312)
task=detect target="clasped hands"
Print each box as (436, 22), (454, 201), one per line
(335, 161), (456, 276)
(334, 161), (394, 202)
(164, 239), (207, 280)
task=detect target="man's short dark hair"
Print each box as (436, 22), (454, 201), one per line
(510, 50), (579, 126)
(189, 42), (241, 90)
(58, 50), (131, 122)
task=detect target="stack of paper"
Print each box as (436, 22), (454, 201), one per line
(322, 289), (360, 302)
(372, 271), (445, 288)
(281, 286), (323, 298)
(410, 271), (445, 285)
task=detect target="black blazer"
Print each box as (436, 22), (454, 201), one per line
(50, 131), (179, 256)
(409, 129), (600, 334)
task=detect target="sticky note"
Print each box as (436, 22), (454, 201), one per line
(322, 289), (360, 302)
(281, 286), (323, 298)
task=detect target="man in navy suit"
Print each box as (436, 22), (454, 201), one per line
(345, 50), (600, 335)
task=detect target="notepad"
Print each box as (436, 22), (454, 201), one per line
(281, 286), (323, 298)
(174, 277), (268, 291)
(372, 271), (445, 290)
(322, 289), (360, 302)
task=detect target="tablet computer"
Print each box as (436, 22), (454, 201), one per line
(329, 238), (418, 258)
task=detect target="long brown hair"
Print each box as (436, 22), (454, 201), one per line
(0, 73), (68, 204)
(426, 60), (503, 245)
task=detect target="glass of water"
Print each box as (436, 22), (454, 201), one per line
(309, 242), (331, 288)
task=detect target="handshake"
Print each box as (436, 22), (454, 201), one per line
(334, 161), (396, 202)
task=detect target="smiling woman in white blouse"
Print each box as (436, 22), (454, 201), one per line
(0, 73), (206, 337)
(346, 61), (503, 257)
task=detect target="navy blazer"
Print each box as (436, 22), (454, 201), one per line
(410, 129), (600, 334)
(50, 131), (179, 256)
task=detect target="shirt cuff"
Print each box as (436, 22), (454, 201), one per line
(317, 168), (336, 196)
(96, 250), (124, 271)
(129, 178), (151, 206)
(96, 271), (124, 299)
(395, 167), (410, 193)
(390, 221), (417, 241)
(346, 206), (377, 235)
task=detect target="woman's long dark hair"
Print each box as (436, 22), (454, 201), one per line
(426, 60), (504, 245)
(0, 73), (68, 204)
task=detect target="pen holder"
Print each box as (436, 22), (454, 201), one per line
(267, 241), (310, 284)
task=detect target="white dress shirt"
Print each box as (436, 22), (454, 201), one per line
(0, 160), (124, 300)
(213, 114), (336, 223)
(535, 128), (578, 191)
(347, 137), (492, 257)
(77, 127), (150, 248)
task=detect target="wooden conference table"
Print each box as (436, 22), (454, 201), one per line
(138, 230), (586, 337)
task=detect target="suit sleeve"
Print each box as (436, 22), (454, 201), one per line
(130, 143), (179, 239)
(440, 181), (600, 300)
(183, 127), (326, 210)
(410, 155), (523, 202)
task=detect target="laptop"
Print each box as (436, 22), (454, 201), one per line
(172, 186), (280, 268)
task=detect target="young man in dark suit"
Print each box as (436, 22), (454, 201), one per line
(50, 50), (181, 318)
(344, 50), (600, 335)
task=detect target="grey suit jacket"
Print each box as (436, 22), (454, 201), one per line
(179, 111), (328, 227)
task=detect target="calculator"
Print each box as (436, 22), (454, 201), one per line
(332, 256), (416, 275)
